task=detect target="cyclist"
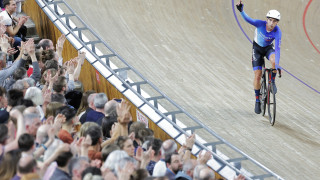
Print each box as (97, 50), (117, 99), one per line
(236, 0), (282, 114)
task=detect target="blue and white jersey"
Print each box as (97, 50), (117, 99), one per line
(240, 11), (282, 65)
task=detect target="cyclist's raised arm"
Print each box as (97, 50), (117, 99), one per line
(236, 0), (264, 27)
(274, 27), (282, 69)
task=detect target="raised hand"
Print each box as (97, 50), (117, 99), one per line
(236, 0), (244, 12)
(117, 99), (132, 125)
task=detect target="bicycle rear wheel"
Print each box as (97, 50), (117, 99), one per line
(260, 72), (267, 116)
(267, 83), (276, 126)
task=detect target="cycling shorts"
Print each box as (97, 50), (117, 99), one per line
(252, 41), (275, 70)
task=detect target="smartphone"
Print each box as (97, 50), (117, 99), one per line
(114, 99), (122, 103)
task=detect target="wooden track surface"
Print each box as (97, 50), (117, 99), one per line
(65, 0), (320, 178)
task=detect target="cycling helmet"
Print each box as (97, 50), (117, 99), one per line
(266, 10), (281, 21)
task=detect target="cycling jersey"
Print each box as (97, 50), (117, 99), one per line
(240, 11), (282, 67)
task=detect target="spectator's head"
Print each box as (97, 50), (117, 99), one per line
(193, 165), (215, 180)
(35, 124), (50, 146)
(79, 122), (98, 137)
(84, 125), (102, 146)
(53, 76), (67, 94)
(7, 89), (24, 108)
(13, 79), (29, 96)
(3, 0), (16, 14)
(65, 90), (82, 110)
(24, 113), (41, 137)
(87, 93), (97, 109)
(182, 159), (198, 178)
(101, 144), (120, 162)
(17, 156), (37, 175)
(51, 93), (67, 104)
(131, 169), (149, 180)
(161, 139), (177, 158)
(37, 39), (54, 50)
(0, 150), (21, 179)
(68, 157), (89, 180)
(115, 157), (137, 177)
(41, 68), (57, 85)
(104, 99), (119, 118)
(77, 90), (95, 115)
(129, 122), (148, 142)
(0, 86), (7, 108)
(23, 106), (40, 117)
(44, 102), (63, 119)
(24, 87), (43, 106)
(45, 59), (58, 71)
(18, 133), (35, 152)
(74, 81), (84, 93)
(165, 152), (182, 175)
(115, 136), (134, 157)
(56, 105), (77, 125)
(0, 124), (8, 144)
(56, 151), (73, 168)
(143, 138), (162, 158)
(13, 67), (27, 81)
(23, 77), (35, 88)
(104, 150), (129, 172)
(101, 116), (117, 139)
(93, 93), (108, 110)
(81, 167), (102, 180)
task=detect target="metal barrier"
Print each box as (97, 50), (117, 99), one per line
(36, 0), (284, 179)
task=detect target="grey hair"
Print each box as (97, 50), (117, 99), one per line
(103, 150), (129, 171)
(160, 139), (177, 157)
(193, 164), (208, 180)
(23, 77), (35, 87)
(115, 156), (137, 176)
(94, 93), (108, 109)
(104, 100), (118, 117)
(25, 87), (43, 106)
(24, 113), (40, 126)
(12, 79), (26, 90)
(68, 157), (89, 176)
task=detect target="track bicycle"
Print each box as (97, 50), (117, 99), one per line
(260, 67), (281, 126)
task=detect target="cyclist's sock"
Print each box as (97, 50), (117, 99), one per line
(271, 72), (277, 83)
(255, 89), (260, 102)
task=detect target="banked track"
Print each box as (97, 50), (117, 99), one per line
(44, 0), (319, 179)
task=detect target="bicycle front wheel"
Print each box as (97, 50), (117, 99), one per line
(260, 72), (267, 116)
(267, 84), (276, 126)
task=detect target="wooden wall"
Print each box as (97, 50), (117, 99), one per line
(22, 1), (224, 179)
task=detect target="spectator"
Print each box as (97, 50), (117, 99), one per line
(175, 159), (197, 180)
(24, 113), (41, 137)
(0, 149), (21, 180)
(83, 125), (103, 160)
(6, 89), (24, 111)
(143, 138), (163, 176)
(18, 133), (35, 156)
(44, 102), (63, 119)
(56, 106), (77, 144)
(76, 90), (95, 119)
(0, 86), (9, 123)
(153, 139), (177, 177)
(84, 93), (107, 125)
(79, 93), (96, 124)
(164, 152), (182, 180)
(50, 150), (73, 180)
(101, 144), (120, 162)
(24, 87), (44, 119)
(115, 136), (135, 157)
(68, 157), (89, 180)
(12, 155), (39, 180)
(0, 0), (28, 50)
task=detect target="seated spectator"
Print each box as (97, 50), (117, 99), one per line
(0, 149), (22, 180)
(101, 116), (117, 139)
(85, 93), (108, 125)
(193, 164), (215, 180)
(44, 102), (63, 120)
(164, 152), (182, 180)
(81, 167), (102, 180)
(79, 93), (96, 124)
(50, 148), (73, 180)
(56, 106), (77, 144)
(79, 122), (98, 137)
(24, 113), (41, 137)
(76, 90), (95, 119)
(115, 136), (135, 157)
(153, 139), (177, 177)
(68, 157), (89, 180)
(64, 90), (82, 110)
(83, 125), (103, 160)
(175, 159), (197, 180)
(18, 133), (35, 156)
(6, 89), (24, 112)
(143, 138), (163, 176)
(0, 0), (28, 51)
(12, 155), (39, 180)
(24, 87), (44, 119)
(0, 86), (9, 123)
(103, 150), (129, 175)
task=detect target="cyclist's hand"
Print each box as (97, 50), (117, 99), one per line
(236, 0), (244, 12)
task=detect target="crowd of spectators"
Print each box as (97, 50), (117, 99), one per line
(0, 0), (247, 180)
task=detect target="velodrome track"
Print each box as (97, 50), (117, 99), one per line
(65, 0), (320, 179)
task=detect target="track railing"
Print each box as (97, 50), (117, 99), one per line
(36, 0), (284, 179)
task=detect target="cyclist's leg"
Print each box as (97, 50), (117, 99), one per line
(267, 52), (277, 93)
(252, 42), (264, 113)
